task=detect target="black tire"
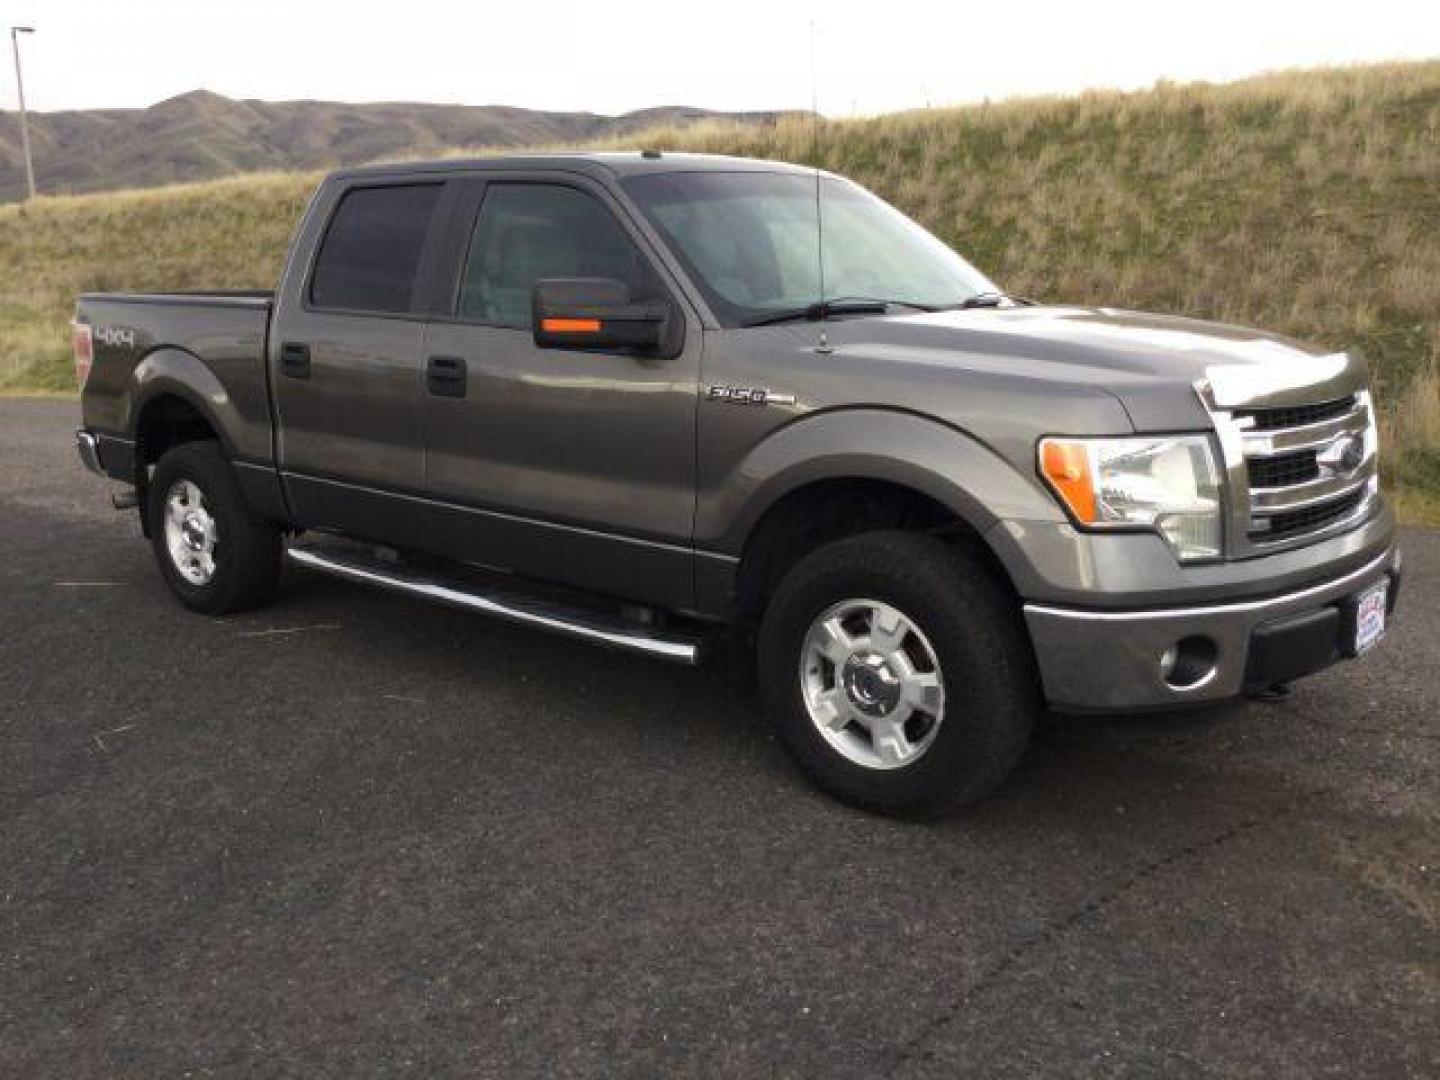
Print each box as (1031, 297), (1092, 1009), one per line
(146, 440), (281, 615)
(758, 531), (1039, 817)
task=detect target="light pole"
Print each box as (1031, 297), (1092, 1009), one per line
(10, 25), (35, 200)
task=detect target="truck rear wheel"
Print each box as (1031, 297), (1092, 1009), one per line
(146, 441), (281, 614)
(758, 531), (1038, 816)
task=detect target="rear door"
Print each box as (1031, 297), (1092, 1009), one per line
(270, 179), (452, 538)
(418, 174), (701, 609)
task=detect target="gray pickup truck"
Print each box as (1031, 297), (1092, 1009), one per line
(74, 152), (1400, 814)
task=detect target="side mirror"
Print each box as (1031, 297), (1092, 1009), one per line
(533, 278), (672, 354)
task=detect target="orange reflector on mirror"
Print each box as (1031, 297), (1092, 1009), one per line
(541, 318), (602, 333)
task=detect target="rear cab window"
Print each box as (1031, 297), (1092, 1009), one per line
(309, 184), (443, 314)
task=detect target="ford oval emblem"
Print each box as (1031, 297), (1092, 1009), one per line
(1317, 433), (1364, 475)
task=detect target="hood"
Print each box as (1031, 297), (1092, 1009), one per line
(821, 305), (1363, 430)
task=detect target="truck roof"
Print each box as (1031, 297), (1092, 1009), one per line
(331, 151), (818, 183)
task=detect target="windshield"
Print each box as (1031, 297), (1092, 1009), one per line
(621, 171), (996, 328)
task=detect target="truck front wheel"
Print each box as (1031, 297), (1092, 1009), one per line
(758, 531), (1038, 816)
(146, 441), (281, 615)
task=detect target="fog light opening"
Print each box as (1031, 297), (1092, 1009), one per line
(1160, 636), (1218, 690)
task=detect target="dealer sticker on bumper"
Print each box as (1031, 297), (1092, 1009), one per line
(1354, 579), (1388, 655)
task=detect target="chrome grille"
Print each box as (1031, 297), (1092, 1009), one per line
(1252, 487), (1367, 542)
(1202, 383), (1378, 557)
(1234, 396), (1356, 431)
(1246, 448), (1320, 489)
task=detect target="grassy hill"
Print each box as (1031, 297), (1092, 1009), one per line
(0, 89), (798, 203)
(2, 60), (1436, 518)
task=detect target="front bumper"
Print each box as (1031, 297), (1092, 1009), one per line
(1024, 543), (1401, 711)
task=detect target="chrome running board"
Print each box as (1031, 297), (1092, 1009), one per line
(287, 543), (702, 665)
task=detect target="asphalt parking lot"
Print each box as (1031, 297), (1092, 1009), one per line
(2, 398), (1436, 1078)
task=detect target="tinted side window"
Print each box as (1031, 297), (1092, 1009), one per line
(458, 184), (657, 329)
(310, 184), (442, 314)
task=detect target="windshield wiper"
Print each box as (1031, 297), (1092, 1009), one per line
(743, 297), (936, 327)
(950, 291), (1037, 310)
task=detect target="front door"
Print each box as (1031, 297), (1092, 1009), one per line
(419, 177), (700, 609)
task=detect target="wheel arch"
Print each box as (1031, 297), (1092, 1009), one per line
(710, 409), (1062, 621)
(126, 348), (240, 473)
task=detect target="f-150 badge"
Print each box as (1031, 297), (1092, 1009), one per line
(706, 385), (797, 406)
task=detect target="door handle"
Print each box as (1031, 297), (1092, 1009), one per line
(280, 342), (311, 379)
(427, 354), (467, 398)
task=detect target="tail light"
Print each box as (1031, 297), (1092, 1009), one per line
(72, 322), (93, 388)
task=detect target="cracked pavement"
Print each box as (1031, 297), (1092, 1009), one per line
(2, 399), (1436, 1077)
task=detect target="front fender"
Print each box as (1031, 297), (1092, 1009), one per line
(698, 407), (1063, 556)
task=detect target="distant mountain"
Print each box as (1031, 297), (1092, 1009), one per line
(0, 89), (798, 202)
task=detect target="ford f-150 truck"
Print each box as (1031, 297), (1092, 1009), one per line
(74, 153), (1400, 814)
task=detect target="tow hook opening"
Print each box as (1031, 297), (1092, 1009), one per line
(1160, 636), (1219, 691)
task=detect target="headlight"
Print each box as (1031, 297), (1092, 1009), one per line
(1038, 435), (1222, 562)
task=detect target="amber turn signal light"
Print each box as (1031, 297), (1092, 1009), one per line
(1039, 439), (1097, 523)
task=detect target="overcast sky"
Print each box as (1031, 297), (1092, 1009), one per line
(6, 0), (1439, 116)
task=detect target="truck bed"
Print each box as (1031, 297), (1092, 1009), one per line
(76, 290), (275, 467)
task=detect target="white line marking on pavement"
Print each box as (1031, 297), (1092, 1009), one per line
(238, 623), (343, 638)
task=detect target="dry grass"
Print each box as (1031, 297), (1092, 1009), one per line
(0, 172), (317, 388)
(2, 60), (1436, 518)
(1378, 334), (1440, 524)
